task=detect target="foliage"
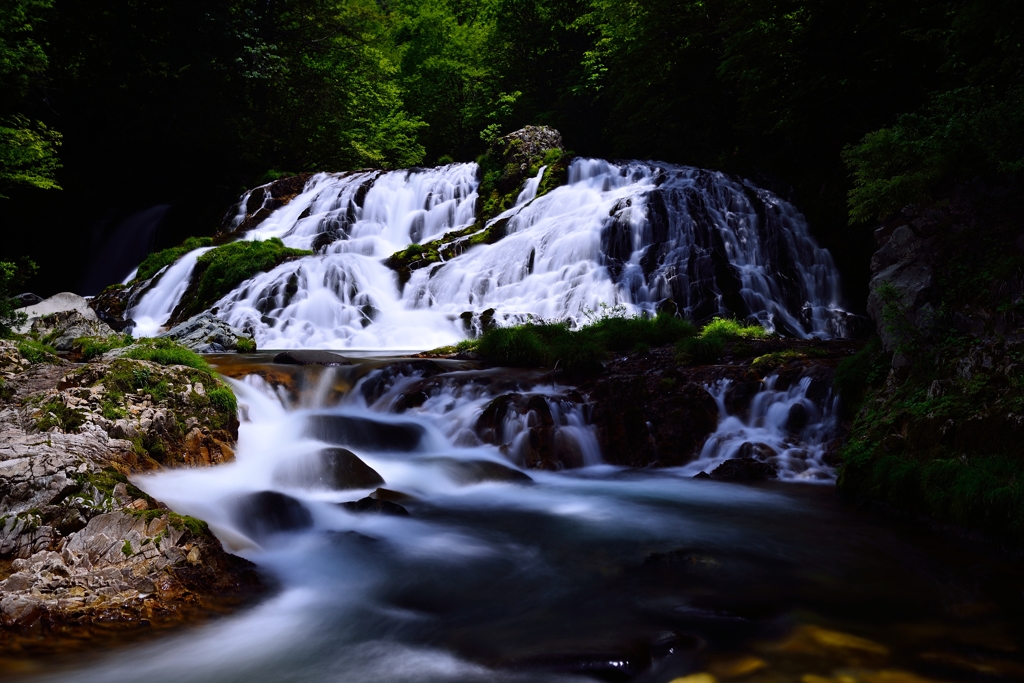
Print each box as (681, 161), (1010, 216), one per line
(0, 258), (35, 337)
(0, 115), (61, 197)
(134, 236), (213, 283)
(17, 337), (56, 363)
(73, 333), (132, 361)
(123, 338), (211, 371)
(175, 238), (311, 320)
(208, 385), (237, 415)
(832, 338), (889, 412)
(36, 398), (85, 432)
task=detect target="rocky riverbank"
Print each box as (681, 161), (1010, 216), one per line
(0, 317), (262, 658)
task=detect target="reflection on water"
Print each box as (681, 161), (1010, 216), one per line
(16, 355), (1024, 683)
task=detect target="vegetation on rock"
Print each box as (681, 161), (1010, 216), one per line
(134, 236), (213, 283)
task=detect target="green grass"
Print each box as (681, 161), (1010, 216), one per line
(17, 338), (57, 363)
(175, 238), (311, 320)
(236, 337), (257, 353)
(124, 338), (211, 371)
(208, 385), (237, 415)
(135, 236), (213, 282)
(73, 333), (133, 360)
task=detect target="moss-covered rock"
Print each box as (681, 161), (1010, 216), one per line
(167, 237), (311, 325)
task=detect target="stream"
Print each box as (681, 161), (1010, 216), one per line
(21, 353), (1024, 683)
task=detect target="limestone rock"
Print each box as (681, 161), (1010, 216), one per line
(15, 292), (97, 334)
(30, 309), (116, 351)
(158, 311), (254, 353)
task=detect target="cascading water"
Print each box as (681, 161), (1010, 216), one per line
(128, 246), (213, 337)
(125, 159), (847, 347)
(682, 374), (839, 481)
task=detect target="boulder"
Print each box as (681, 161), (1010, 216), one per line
(866, 224), (937, 353)
(231, 490), (313, 540)
(29, 309), (116, 351)
(16, 292), (97, 332)
(709, 457), (778, 482)
(304, 414), (425, 452)
(158, 312), (253, 353)
(339, 496), (409, 516)
(274, 447), (385, 490)
(425, 457), (533, 485)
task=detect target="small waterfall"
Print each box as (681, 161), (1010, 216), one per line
(682, 374), (839, 481)
(127, 158), (848, 348)
(128, 246), (213, 337)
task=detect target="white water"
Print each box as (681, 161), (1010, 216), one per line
(124, 159), (848, 349)
(127, 246), (213, 337)
(681, 374), (838, 481)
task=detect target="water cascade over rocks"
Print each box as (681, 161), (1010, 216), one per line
(123, 158), (849, 349)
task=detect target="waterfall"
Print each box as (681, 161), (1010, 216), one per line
(128, 246), (213, 337)
(126, 158), (848, 348)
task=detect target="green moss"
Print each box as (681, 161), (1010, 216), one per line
(168, 512), (210, 538)
(36, 399), (86, 433)
(100, 399), (126, 420)
(173, 238), (311, 321)
(122, 539), (133, 557)
(208, 385), (237, 415)
(17, 338), (57, 364)
(752, 347), (830, 371)
(73, 333), (133, 361)
(699, 317), (769, 340)
(135, 236), (213, 282)
(236, 337), (256, 353)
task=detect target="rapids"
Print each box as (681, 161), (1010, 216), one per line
(126, 159), (849, 348)
(23, 354), (1024, 683)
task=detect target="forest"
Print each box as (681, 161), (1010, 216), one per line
(1, 0), (1021, 301)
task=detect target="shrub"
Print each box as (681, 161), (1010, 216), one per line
(135, 236), (213, 282)
(235, 337), (257, 353)
(477, 325), (548, 367)
(699, 317), (768, 340)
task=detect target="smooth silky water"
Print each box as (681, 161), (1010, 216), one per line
(17, 353), (1024, 683)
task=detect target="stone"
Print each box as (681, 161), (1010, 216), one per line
(15, 292), (98, 333)
(709, 457), (778, 482)
(230, 491), (313, 540)
(30, 309), (116, 351)
(303, 414), (425, 451)
(274, 447), (385, 490)
(339, 496), (410, 516)
(158, 312), (253, 353)
(273, 350), (353, 366)
(426, 457), (533, 485)
(866, 224), (937, 353)
(786, 403), (809, 434)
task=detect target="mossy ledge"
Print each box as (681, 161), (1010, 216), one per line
(384, 126), (571, 288)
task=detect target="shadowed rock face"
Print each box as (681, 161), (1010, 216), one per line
(340, 496), (409, 516)
(274, 447), (385, 491)
(303, 414), (425, 452)
(709, 457), (779, 482)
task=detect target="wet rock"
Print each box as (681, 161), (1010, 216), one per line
(275, 447), (385, 490)
(159, 312), (254, 353)
(736, 442), (777, 460)
(219, 174), (313, 237)
(370, 487), (416, 504)
(231, 491), (313, 540)
(273, 350), (353, 366)
(426, 457), (533, 485)
(693, 471), (712, 479)
(709, 457), (778, 482)
(304, 414), (425, 451)
(358, 360), (444, 406)
(339, 496), (409, 516)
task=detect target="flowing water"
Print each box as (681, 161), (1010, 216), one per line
(126, 159), (849, 347)
(19, 354), (1024, 683)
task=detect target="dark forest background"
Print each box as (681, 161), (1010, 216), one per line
(1, 0), (1021, 307)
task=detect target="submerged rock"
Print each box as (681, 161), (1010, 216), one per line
(339, 496), (409, 516)
(425, 457), (533, 485)
(274, 447), (385, 490)
(304, 414), (425, 452)
(231, 490), (313, 540)
(273, 350), (353, 366)
(709, 457), (778, 482)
